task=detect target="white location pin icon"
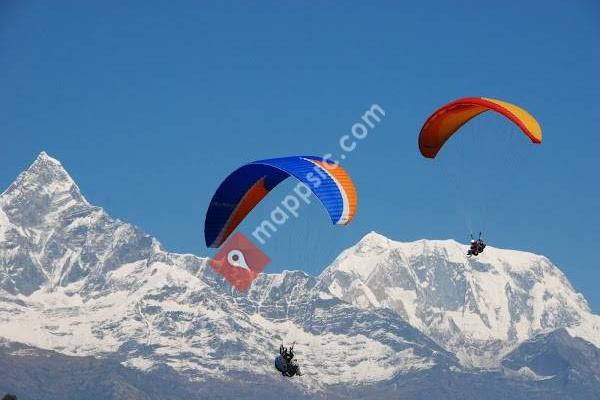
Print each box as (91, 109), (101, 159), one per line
(227, 249), (251, 272)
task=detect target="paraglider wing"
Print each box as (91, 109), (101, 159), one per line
(204, 156), (357, 248)
(418, 97), (542, 159)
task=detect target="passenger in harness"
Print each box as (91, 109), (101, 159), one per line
(274, 343), (302, 377)
(467, 233), (486, 257)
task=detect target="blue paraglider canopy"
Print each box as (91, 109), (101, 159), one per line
(204, 156), (357, 248)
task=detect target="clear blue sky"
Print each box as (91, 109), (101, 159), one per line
(1, 1), (598, 310)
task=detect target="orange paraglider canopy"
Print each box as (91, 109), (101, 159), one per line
(418, 97), (542, 159)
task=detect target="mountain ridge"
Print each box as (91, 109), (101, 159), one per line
(1, 152), (599, 399)
(319, 229), (600, 367)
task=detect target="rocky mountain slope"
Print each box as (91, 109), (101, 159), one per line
(0, 153), (599, 399)
(318, 232), (600, 367)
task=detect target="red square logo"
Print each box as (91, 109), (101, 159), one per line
(209, 232), (270, 292)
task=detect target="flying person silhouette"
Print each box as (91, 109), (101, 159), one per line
(467, 233), (486, 257)
(275, 343), (302, 377)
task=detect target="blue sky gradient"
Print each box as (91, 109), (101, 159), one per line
(1, 1), (599, 310)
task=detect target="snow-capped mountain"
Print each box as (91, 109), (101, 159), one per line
(319, 232), (600, 367)
(0, 152), (158, 296)
(0, 153), (455, 391)
(1, 153), (599, 399)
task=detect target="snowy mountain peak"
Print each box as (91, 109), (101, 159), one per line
(26, 151), (72, 183)
(35, 151), (61, 165)
(0, 153), (599, 398)
(320, 233), (600, 367)
(343, 235), (547, 270)
(352, 231), (392, 255)
(0, 155), (458, 389)
(0, 153), (156, 295)
(1, 151), (89, 217)
(360, 230), (388, 242)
